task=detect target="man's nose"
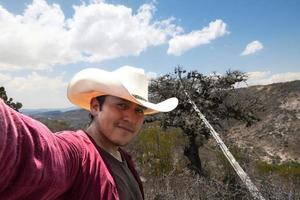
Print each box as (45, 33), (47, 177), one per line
(122, 108), (139, 123)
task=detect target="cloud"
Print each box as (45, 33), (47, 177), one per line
(0, 73), (11, 82)
(241, 40), (263, 56)
(167, 19), (229, 56)
(235, 71), (300, 87)
(146, 71), (158, 80)
(0, 72), (72, 108)
(68, 2), (182, 62)
(0, 1), (80, 70)
(0, 0), (182, 70)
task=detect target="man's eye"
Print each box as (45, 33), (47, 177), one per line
(136, 108), (145, 115)
(117, 103), (127, 109)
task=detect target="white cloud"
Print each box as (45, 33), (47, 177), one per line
(90, 0), (105, 3)
(0, 72), (72, 108)
(0, 0), (182, 70)
(241, 40), (263, 56)
(68, 2), (181, 62)
(0, 73), (11, 82)
(0, 0), (80, 70)
(235, 71), (300, 87)
(167, 19), (229, 56)
(146, 71), (157, 80)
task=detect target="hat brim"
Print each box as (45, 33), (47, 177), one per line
(67, 68), (178, 115)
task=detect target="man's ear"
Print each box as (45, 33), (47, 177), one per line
(90, 97), (100, 115)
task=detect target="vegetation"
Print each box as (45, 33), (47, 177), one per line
(129, 123), (186, 177)
(36, 118), (74, 132)
(256, 161), (300, 179)
(215, 144), (250, 183)
(0, 86), (22, 111)
(135, 129), (300, 199)
(147, 67), (259, 174)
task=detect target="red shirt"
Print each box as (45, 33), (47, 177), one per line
(0, 99), (144, 199)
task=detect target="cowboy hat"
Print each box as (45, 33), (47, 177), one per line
(67, 66), (178, 115)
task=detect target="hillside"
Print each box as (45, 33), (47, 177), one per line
(31, 108), (90, 130)
(227, 80), (300, 163)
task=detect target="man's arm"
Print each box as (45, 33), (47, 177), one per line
(0, 99), (81, 199)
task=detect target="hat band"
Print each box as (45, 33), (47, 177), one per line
(132, 94), (147, 101)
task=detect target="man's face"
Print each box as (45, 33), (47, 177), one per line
(93, 96), (145, 147)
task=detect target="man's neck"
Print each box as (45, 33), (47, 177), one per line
(85, 125), (122, 162)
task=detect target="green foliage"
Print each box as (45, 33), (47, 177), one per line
(256, 161), (300, 179)
(133, 123), (186, 177)
(35, 118), (74, 132)
(0, 86), (22, 111)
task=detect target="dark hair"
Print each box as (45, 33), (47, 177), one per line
(89, 95), (107, 122)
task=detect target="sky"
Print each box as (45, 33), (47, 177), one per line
(0, 0), (299, 109)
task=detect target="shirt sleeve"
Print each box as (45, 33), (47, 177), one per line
(0, 99), (82, 199)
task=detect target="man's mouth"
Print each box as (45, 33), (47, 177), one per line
(117, 125), (135, 133)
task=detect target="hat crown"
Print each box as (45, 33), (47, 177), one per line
(115, 66), (148, 101)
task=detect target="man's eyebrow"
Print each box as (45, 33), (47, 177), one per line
(113, 97), (128, 103)
(114, 97), (146, 110)
(137, 105), (147, 110)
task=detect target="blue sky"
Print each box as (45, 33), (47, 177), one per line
(0, 0), (299, 109)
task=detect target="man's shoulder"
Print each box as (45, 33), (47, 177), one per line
(55, 130), (96, 158)
(56, 130), (91, 144)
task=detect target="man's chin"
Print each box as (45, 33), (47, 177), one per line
(113, 140), (130, 147)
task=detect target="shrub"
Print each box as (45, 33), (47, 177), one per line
(256, 161), (300, 179)
(132, 122), (186, 177)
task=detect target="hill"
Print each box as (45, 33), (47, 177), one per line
(227, 80), (300, 163)
(31, 108), (90, 130)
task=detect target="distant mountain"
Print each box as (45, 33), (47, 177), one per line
(30, 108), (90, 130)
(21, 106), (77, 115)
(21, 108), (59, 115)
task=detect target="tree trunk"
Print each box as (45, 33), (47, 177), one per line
(183, 134), (203, 175)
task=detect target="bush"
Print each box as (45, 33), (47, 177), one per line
(256, 161), (300, 179)
(131, 122), (186, 177)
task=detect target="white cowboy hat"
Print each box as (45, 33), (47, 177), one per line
(67, 66), (178, 115)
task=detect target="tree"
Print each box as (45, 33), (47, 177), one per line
(147, 67), (259, 175)
(0, 86), (22, 111)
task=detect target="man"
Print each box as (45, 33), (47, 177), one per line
(0, 66), (178, 199)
